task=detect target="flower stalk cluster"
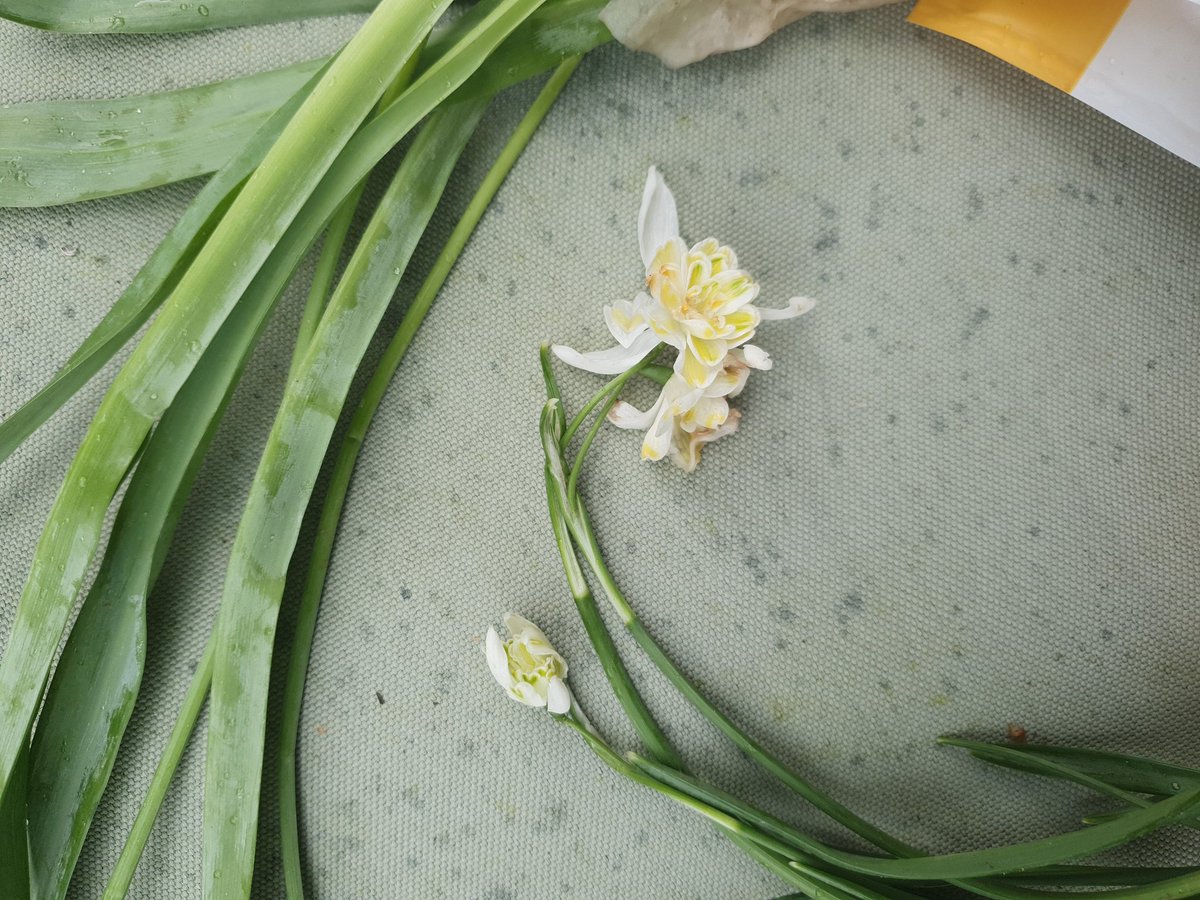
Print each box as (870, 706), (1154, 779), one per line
(483, 168), (1200, 898)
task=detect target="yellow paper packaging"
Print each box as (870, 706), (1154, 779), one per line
(909, 0), (1200, 168)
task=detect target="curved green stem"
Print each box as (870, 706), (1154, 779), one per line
(560, 352), (658, 447)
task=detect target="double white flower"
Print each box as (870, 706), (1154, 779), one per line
(553, 167), (813, 470)
(485, 613), (571, 715)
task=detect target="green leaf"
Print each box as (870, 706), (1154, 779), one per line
(0, 0), (374, 33)
(0, 738), (30, 900)
(205, 94), (489, 899)
(0, 57), (333, 465)
(438, 0), (611, 99)
(939, 738), (1149, 807)
(277, 59), (585, 897)
(24, 204), (293, 898)
(946, 739), (1200, 797)
(631, 756), (1200, 882)
(0, 57), (326, 208)
(0, 0), (454, 843)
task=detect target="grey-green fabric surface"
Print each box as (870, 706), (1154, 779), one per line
(2, 4), (1199, 898)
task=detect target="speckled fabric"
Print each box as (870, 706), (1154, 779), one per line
(2, 5), (1199, 899)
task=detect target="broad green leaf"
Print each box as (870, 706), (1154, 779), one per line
(0, 58), (334, 465)
(277, 57), (583, 899)
(0, 0), (373, 34)
(431, 0), (610, 99)
(205, 94), (488, 899)
(0, 57), (326, 208)
(0, 0), (455, 846)
(25, 227), (291, 898)
(0, 738), (30, 900)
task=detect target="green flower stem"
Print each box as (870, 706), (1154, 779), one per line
(565, 357), (657, 499)
(544, 469), (683, 770)
(539, 396), (681, 766)
(103, 637), (215, 900)
(561, 352), (659, 446)
(630, 754), (1200, 884)
(554, 714), (806, 868)
(277, 57), (582, 900)
(556, 713), (928, 900)
(542, 391), (865, 897)
(562, 484), (906, 847)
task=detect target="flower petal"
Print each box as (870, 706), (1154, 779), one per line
(639, 166), (680, 270)
(608, 397), (661, 431)
(552, 330), (659, 375)
(738, 344), (773, 370)
(510, 681), (546, 708)
(604, 295), (652, 347)
(485, 627), (514, 691)
(758, 296), (816, 320)
(547, 676), (571, 715)
(676, 346), (718, 388)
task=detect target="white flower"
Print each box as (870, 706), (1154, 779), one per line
(553, 167), (813, 390)
(600, 0), (901, 69)
(485, 613), (571, 715)
(609, 348), (768, 472)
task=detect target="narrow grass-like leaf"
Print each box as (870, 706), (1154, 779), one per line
(0, 0), (373, 34)
(278, 60), (581, 897)
(0, 58), (334, 464)
(945, 740), (1200, 797)
(429, 0), (609, 100)
(205, 95), (490, 899)
(0, 0), (454, 840)
(939, 738), (1151, 808)
(23, 183), (306, 898)
(0, 58), (326, 208)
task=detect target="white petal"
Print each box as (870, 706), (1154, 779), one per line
(758, 296), (816, 320)
(604, 295), (651, 347)
(551, 331), (658, 375)
(485, 627), (514, 691)
(503, 612), (545, 644)
(546, 676), (571, 715)
(510, 681), (546, 708)
(638, 166), (679, 270)
(641, 410), (675, 460)
(608, 398), (661, 431)
(738, 344), (773, 370)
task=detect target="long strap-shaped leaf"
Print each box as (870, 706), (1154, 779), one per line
(0, 0), (374, 33)
(204, 95), (490, 900)
(0, 57), (333, 465)
(0, 0), (605, 465)
(277, 58), (582, 899)
(946, 739), (1200, 797)
(23, 196), (308, 898)
(0, 0), (452, 834)
(0, 57), (326, 208)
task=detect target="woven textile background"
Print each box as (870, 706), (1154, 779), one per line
(2, 4), (1199, 898)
